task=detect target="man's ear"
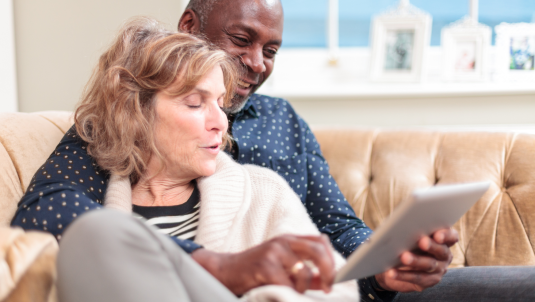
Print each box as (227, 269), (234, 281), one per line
(178, 9), (201, 34)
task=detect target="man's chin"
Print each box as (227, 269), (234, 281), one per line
(224, 94), (250, 114)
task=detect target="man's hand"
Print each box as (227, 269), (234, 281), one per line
(191, 234), (336, 296)
(375, 228), (458, 293)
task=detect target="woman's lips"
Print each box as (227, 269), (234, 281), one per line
(201, 144), (220, 155)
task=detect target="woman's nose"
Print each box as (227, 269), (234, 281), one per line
(206, 102), (228, 133)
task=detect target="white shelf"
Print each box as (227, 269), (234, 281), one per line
(259, 82), (535, 99)
(257, 47), (535, 100)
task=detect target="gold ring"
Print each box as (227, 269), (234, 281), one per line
(291, 261), (305, 275)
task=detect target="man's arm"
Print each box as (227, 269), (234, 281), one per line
(299, 119), (458, 300)
(299, 119), (373, 256)
(11, 126), (202, 253)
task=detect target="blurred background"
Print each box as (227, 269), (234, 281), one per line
(1, 0), (535, 127)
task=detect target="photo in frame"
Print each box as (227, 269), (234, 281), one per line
(370, 0), (432, 82)
(441, 17), (491, 82)
(495, 22), (535, 81)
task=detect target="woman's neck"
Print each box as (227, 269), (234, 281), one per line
(132, 173), (195, 207)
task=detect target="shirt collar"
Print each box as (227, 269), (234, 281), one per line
(234, 95), (259, 120)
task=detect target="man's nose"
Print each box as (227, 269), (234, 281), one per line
(241, 47), (266, 74)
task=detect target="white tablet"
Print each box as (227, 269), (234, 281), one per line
(335, 182), (490, 283)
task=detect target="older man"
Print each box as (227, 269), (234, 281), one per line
(12, 0), (535, 301)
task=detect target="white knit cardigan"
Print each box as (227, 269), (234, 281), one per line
(104, 152), (358, 302)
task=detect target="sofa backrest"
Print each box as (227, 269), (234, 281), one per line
(315, 128), (535, 267)
(2, 112), (534, 268)
(0, 111), (73, 226)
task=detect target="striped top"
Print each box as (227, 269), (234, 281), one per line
(132, 184), (200, 241)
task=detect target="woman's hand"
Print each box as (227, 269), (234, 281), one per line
(375, 228), (458, 292)
(191, 234), (336, 296)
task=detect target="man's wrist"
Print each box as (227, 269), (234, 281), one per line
(191, 248), (220, 273)
(370, 275), (386, 291)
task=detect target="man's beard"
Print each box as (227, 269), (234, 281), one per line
(224, 93), (250, 114)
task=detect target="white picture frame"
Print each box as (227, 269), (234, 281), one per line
(369, 0), (432, 83)
(495, 22), (535, 82)
(441, 17), (491, 82)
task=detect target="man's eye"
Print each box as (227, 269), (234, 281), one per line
(264, 48), (278, 58)
(232, 36), (249, 46)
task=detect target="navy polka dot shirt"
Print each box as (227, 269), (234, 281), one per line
(229, 94), (373, 257)
(11, 94), (373, 254)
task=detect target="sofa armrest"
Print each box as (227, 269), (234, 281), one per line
(0, 227), (58, 302)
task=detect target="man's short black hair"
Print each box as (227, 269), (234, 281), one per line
(185, 0), (220, 30)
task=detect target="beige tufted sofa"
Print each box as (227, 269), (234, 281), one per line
(1, 111), (535, 301)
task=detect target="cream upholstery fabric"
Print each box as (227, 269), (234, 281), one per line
(0, 227), (58, 302)
(0, 111), (73, 226)
(314, 129), (535, 268)
(0, 112), (71, 302)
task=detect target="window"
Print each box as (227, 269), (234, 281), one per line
(281, 0), (535, 48)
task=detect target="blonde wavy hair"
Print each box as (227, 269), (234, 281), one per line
(75, 17), (239, 184)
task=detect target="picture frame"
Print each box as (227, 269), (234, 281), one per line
(369, 0), (432, 83)
(494, 22), (535, 82)
(441, 17), (491, 82)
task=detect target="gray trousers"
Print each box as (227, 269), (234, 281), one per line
(57, 210), (238, 302)
(58, 210), (535, 302)
(395, 266), (535, 302)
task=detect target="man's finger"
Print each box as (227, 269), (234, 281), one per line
(289, 261), (313, 293)
(283, 236), (335, 292)
(432, 228), (459, 247)
(418, 236), (451, 262)
(399, 251), (439, 273)
(261, 263), (295, 289)
(392, 270), (442, 289)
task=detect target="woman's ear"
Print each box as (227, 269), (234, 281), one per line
(178, 9), (201, 34)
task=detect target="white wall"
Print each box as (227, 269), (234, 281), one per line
(0, 0), (18, 112)
(11, 1), (535, 128)
(13, 0), (189, 112)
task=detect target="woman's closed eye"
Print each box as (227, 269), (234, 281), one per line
(183, 95), (202, 108)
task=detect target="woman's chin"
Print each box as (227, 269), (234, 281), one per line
(196, 162), (217, 177)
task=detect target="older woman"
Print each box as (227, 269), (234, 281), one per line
(31, 17), (358, 302)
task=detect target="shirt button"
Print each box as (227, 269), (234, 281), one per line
(368, 293), (375, 300)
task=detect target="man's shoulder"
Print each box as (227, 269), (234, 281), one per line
(250, 94), (307, 123)
(250, 94), (295, 112)
(17, 126), (110, 207)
